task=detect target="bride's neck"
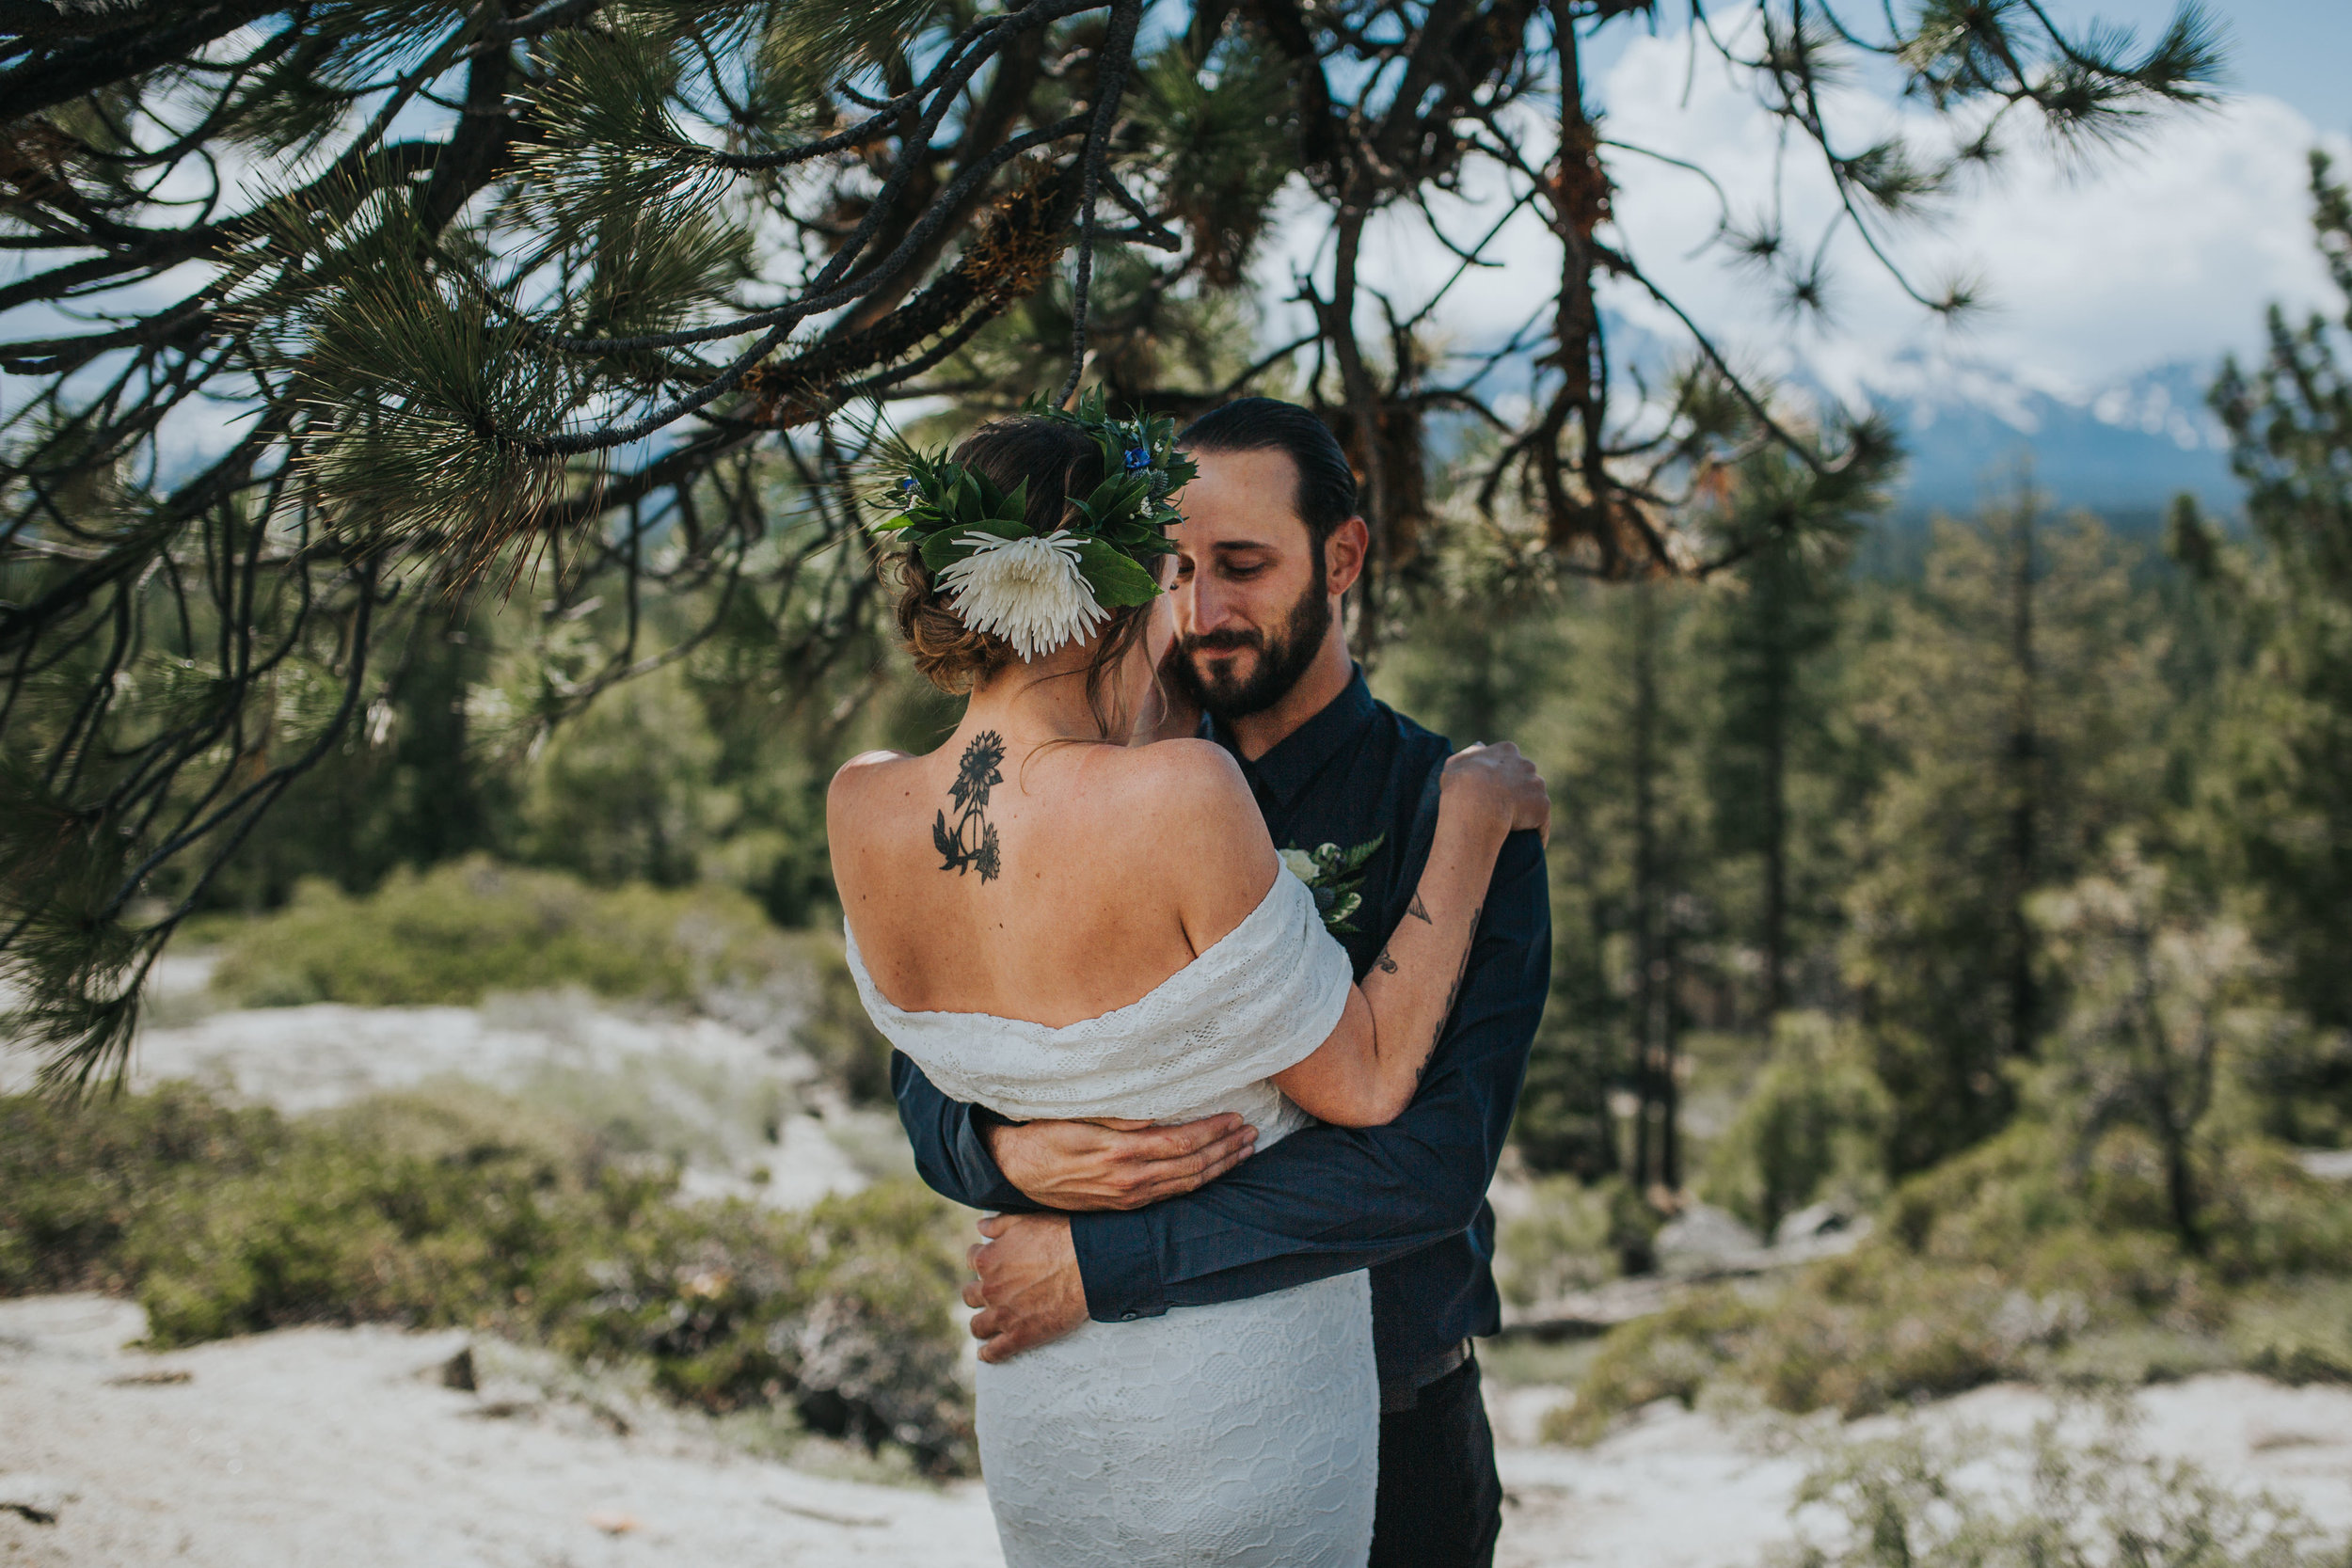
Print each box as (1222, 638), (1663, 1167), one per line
(959, 659), (1112, 750)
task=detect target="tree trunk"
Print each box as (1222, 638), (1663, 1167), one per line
(1761, 549), (1792, 1019)
(2004, 498), (2041, 1056)
(1630, 584), (1663, 1188)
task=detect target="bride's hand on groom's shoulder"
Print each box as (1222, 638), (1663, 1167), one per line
(966, 1213), (1088, 1363)
(981, 1114), (1257, 1211)
(1441, 741), (1552, 844)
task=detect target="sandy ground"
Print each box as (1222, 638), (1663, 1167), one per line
(9, 982), (2352, 1565)
(0, 1295), (998, 1568)
(7, 1293), (2352, 1568)
(1487, 1380), (2352, 1567)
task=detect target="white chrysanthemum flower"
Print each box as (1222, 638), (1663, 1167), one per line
(934, 529), (1107, 661)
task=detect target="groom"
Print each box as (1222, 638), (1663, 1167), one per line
(893, 397), (1550, 1567)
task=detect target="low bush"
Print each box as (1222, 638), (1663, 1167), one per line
(1495, 1175), (1655, 1307)
(205, 856), (789, 1008)
(1771, 1408), (2352, 1568)
(1699, 1012), (1889, 1237)
(0, 1084), (974, 1474)
(0, 1083), (285, 1295)
(1552, 1112), (2352, 1445)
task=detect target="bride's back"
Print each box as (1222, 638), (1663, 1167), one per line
(831, 729), (1271, 1029)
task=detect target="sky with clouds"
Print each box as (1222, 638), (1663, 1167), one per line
(1264, 1), (2351, 415)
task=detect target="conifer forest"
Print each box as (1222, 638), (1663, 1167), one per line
(6, 1), (2352, 1560)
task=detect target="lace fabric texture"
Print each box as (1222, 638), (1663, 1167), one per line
(848, 869), (1376, 1568)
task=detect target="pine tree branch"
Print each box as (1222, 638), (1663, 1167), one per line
(0, 0), (291, 120)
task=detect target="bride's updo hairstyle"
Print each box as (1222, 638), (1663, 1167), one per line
(892, 415), (1160, 735)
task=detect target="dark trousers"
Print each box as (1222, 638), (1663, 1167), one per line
(1369, 1354), (1502, 1568)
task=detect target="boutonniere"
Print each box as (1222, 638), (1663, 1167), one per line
(1279, 835), (1384, 936)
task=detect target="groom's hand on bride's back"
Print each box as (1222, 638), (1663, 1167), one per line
(980, 1114), (1257, 1211)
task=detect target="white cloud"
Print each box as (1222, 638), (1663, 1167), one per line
(1252, 17), (2350, 413)
(1599, 23), (2348, 406)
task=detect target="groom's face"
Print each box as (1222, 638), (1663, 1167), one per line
(1165, 448), (1334, 720)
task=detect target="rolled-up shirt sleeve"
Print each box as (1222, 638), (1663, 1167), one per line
(1069, 828), (1549, 1320)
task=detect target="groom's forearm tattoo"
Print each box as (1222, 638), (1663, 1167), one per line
(1416, 903), (1481, 1086)
(1375, 945), (1398, 974)
(1406, 894), (1432, 924)
(934, 730), (1006, 881)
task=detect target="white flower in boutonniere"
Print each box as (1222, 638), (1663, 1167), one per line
(1279, 835), (1385, 935)
(932, 530), (1109, 661)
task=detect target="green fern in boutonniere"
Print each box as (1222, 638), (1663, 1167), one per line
(1279, 835), (1384, 936)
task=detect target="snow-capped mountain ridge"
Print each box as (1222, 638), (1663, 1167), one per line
(1858, 356), (2238, 517)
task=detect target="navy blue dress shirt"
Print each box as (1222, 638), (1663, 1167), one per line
(888, 670), (1551, 1391)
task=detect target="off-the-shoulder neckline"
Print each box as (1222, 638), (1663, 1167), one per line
(843, 869), (1303, 1036)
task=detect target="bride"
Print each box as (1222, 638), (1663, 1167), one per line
(826, 400), (1548, 1567)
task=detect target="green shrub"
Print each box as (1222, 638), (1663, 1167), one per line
(2228, 1281), (2352, 1386)
(1543, 1288), (1768, 1444)
(0, 1085), (974, 1474)
(208, 856), (788, 1008)
(1495, 1176), (1628, 1307)
(1700, 1011), (1889, 1236)
(1772, 1411), (2352, 1568)
(1556, 1109), (2352, 1444)
(124, 1100), (580, 1345)
(0, 1083), (285, 1294)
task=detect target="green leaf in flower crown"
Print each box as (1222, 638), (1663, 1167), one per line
(1073, 538), (1161, 606)
(919, 530), (975, 572)
(918, 515), (1031, 572)
(1077, 474), (1151, 527)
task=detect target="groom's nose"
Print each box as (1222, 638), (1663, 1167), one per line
(1185, 569), (1245, 638)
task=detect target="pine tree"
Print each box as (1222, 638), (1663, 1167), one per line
(1697, 453), (1873, 1023)
(0, 1), (2224, 1081)
(1518, 579), (1710, 1189)
(2198, 152), (2352, 1046)
(1842, 494), (2170, 1175)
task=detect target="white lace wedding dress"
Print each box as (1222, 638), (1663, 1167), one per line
(846, 868), (1376, 1568)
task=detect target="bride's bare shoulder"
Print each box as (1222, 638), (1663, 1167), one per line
(1086, 741), (1271, 888)
(826, 749), (919, 816)
(1101, 738), (1251, 816)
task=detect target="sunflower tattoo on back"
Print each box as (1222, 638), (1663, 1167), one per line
(935, 730), (1006, 881)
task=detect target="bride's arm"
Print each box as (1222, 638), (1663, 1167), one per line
(1271, 744), (1549, 1129)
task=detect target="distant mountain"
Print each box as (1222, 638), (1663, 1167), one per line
(1435, 323), (2246, 532)
(1868, 356), (2241, 523)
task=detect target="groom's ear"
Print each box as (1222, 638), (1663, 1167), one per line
(1324, 516), (1370, 598)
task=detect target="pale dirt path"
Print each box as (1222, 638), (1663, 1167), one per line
(1486, 1375), (2352, 1568)
(0, 1295), (1000, 1568)
(9, 1291), (2352, 1568)
(10, 985), (2352, 1566)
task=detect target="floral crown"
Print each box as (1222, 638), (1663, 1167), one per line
(869, 390), (1195, 661)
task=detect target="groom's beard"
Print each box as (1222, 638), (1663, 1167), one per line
(1166, 563), (1332, 721)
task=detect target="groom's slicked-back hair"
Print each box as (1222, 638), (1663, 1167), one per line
(1177, 398), (1358, 546)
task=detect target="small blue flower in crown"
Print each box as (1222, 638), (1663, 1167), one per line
(1122, 444), (1152, 473)
(899, 475), (921, 499)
